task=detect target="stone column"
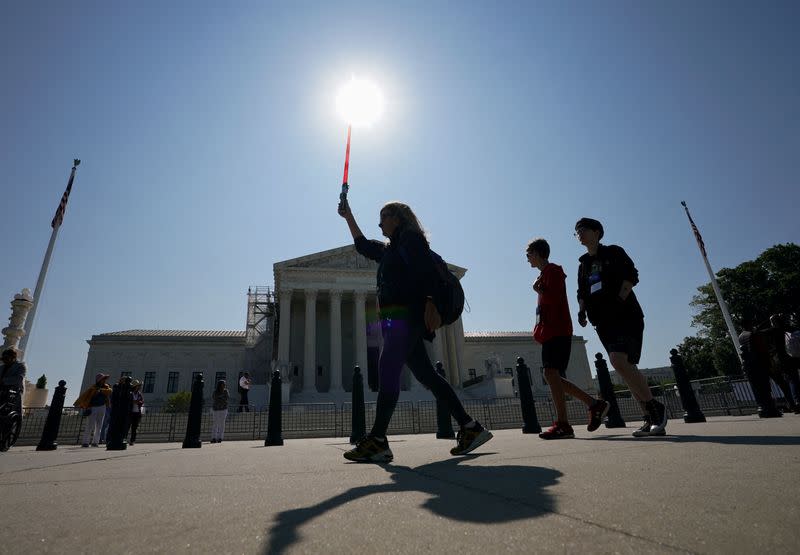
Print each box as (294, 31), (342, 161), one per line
(277, 288), (293, 363)
(445, 325), (460, 387)
(2, 289), (34, 358)
(329, 289), (343, 392)
(303, 289), (317, 393)
(453, 317), (466, 388)
(354, 291), (368, 370)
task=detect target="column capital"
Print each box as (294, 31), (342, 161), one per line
(353, 290), (367, 301)
(329, 289), (344, 299)
(279, 288), (293, 299)
(304, 288), (318, 298)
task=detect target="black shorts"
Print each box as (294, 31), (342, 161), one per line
(541, 336), (572, 374)
(596, 318), (645, 365)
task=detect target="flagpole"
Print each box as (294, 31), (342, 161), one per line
(18, 160), (80, 360)
(681, 201), (742, 363)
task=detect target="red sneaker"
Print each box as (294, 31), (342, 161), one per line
(538, 422), (575, 440)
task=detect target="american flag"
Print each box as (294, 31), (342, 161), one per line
(682, 201), (707, 258)
(51, 161), (79, 228)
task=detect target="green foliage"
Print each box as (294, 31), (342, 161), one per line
(685, 243), (799, 377)
(35, 375), (47, 389)
(164, 391), (192, 413)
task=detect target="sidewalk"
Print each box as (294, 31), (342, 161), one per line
(2, 415), (798, 554)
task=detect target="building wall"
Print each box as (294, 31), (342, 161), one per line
(81, 338), (245, 404)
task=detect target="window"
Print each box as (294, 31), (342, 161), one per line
(468, 369), (477, 380)
(120, 371), (132, 379)
(215, 371), (227, 385)
(143, 372), (156, 394)
(505, 367), (513, 376)
(167, 372), (180, 393)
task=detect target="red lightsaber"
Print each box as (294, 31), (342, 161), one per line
(339, 125), (352, 211)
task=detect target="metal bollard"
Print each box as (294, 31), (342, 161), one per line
(515, 357), (542, 434)
(593, 354), (626, 428)
(265, 370), (284, 446)
(435, 362), (455, 439)
(36, 380), (67, 451)
(106, 377), (132, 451)
(669, 349), (706, 423)
(349, 366), (366, 444)
(182, 373), (204, 448)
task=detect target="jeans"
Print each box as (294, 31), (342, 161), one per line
(212, 409), (228, 440)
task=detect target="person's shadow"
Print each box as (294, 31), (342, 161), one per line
(263, 454), (562, 554)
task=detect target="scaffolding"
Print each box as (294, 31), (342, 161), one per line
(244, 286), (277, 384)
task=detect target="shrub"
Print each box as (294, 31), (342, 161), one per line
(164, 391), (192, 413)
(36, 375), (47, 389)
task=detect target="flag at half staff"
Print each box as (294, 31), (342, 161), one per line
(51, 159), (80, 228)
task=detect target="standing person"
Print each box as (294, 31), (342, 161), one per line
(99, 375), (125, 445)
(574, 218), (668, 437)
(764, 314), (800, 413)
(74, 373), (112, 447)
(338, 199), (492, 462)
(128, 379), (144, 445)
(526, 238), (609, 439)
(238, 372), (251, 413)
(0, 348), (26, 418)
(211, 380), (229, 443)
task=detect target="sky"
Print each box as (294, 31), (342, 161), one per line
(2, 1), (798, 401)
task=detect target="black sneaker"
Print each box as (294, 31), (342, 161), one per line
(344, 436), (394, 463)
(648, 399), (668, 435)
(539, 422), (575, 440)
(632, 415), (652, 437)
(451, 422), (493, 455)
(587, 399), (610, 432)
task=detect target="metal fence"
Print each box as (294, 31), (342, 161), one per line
(14, 375), (787, 446)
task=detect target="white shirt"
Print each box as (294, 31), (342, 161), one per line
(239, 376), (250, 390)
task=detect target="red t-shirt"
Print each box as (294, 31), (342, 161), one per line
(533, 263), (573, 344)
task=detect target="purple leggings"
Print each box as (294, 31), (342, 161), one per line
(370, 318), (470, 438)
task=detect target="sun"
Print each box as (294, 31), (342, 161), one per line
(336, 77), (384, 127)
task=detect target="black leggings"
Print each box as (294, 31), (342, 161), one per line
(370, 318), (471, 438)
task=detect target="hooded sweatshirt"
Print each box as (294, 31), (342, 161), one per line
(533, 263), (573, 344)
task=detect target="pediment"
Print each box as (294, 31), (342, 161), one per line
(275, 246), (378, 271)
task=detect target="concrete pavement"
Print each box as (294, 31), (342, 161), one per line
(1, 415), (799, 554)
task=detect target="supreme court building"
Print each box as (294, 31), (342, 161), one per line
(81, 245), (594, 404)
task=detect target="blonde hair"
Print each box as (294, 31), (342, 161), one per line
(381, 201), (428, 245)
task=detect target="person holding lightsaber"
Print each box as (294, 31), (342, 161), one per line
(338, 199), (493, 462)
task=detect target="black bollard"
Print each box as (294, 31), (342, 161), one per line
(36, 380), (67, 451)
(593, 353), (626, 428)
(435, 362), (456, 439)
(106, 377), (132, 451)
(182, 373), (204, 448)
(669, 349), (706, 423)
(265, 370), (284, 446)
(350, 366), (366, 444)
(516, 357), (542, 434)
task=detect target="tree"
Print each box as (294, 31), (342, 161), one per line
(682, 243), (800, 376)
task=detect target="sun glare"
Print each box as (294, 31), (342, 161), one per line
(336, 77), (384, 127)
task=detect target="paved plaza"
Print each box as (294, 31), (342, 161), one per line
(1, 415), (799, 554)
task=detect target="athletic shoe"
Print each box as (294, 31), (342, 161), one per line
(91, 443), (99, 447)
(344, 436), (394, 463)
(81, 444), (89, 448)
(632, 416), (652, 437)
(450, 422), (493, 455)
(539, 422), (575, 440)
(210, 439), (217, 444)
(648, 399), (668, 434)
(587, 399), (610, 432)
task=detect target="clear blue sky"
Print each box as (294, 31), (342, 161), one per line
(2, 1), (798, 399)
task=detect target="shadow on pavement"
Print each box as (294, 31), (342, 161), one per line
(601, 435), (800, 446)
(263, 454), (562, 554)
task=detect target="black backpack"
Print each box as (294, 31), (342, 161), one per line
(430, 250), (465, 326)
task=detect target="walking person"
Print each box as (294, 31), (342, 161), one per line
(238, 372), (251, 413)
(127, 379), (144, 445)
(526, 238), (609, 439)
(574, 218), (668, 437)
(74, 373), (112, 447)
(211, 380), (229, 443)
(338, 199), (492, 462)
